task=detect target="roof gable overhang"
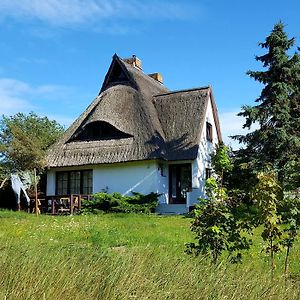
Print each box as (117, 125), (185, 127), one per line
(208, 86), (222, 143)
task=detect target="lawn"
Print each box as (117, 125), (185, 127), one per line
(0, 210), (300, 299)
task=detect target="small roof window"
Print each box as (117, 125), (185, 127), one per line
(69, 121), (133, 142)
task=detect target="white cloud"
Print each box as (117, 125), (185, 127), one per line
(219, 110), (258, 150)
(0, 97), (33, 116)
(0, 79), (33, 115)
(0, 78), (71, 116)
(0, 0), (194, 27)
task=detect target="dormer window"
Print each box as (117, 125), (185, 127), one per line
(69, 121), (133, 142)
(206, 122), (213, 142)
(109, 62), (128, 82)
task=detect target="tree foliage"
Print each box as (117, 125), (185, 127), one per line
(252, 171), (283, 274)
(230, 22), (300, 275)
(186, 145), (251, 263)
(188, 23), (300, 278)
(233, 22), (300, 188)
(186, 196), (251, 264)
(278, 192), (300, 278)
(0, 112), (64, 174)
(211, 143), (233, 187)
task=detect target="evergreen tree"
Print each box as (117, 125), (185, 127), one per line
(234, 22), (300, 188)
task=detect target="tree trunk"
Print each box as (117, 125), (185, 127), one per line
(284, 245), (290, 281)
(270, 239), (275, 280)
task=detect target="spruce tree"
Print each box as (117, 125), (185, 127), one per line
(234, 22), (300, 189)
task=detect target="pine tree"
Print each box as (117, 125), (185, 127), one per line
(234, 22), (300, 189)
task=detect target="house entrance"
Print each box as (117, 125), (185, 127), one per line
(169, 164), (192, 204)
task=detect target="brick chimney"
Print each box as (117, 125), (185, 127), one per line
(148, 72), (163, 84)
(123, 55), (142, 71)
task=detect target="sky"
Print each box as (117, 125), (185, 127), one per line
(0, 0), (299, 148)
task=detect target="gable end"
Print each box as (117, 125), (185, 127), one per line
(99, 54), (138, 94)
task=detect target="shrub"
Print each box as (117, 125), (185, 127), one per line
(81, 192), (159, 214)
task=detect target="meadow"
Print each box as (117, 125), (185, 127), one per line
(0, 210), (300, 300)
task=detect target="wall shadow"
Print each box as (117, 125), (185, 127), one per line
(145, 131), (198, 161)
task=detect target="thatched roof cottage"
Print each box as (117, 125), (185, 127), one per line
(46, 54), (221, 214)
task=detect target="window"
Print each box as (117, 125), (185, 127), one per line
(56, 170), (93, 195)
(158, 164), (166, 177)
(69, 121), (133, 142)
(56, 172), (68, 195)
(109, 61), (128, 82)
(206, 122), (213, 142)
(82, 170), (93, 194)
(205, 168), (212, 180)
(70, 171), (81, 194)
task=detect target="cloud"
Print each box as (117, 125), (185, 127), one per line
(0, 78), (71, 116)
(219, 110), (258, 150)
(0, 97), (33, 116)
(0, 0), (194, 28)
(0, 79), (33, 116)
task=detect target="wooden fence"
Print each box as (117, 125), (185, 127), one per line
(35, 194), (92, 215)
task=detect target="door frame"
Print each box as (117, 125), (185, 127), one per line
(168, 163), (192, 204)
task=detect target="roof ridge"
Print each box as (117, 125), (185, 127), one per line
(117, 56), (168, 141)
(119, 57), (169, 91)
(154, 86), (210, 97)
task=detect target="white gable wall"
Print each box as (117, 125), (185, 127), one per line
(188, 95), (219, 207)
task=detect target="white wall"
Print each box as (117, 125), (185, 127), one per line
(93, 161), (158, 196)
(47, 161), (168, 204)
(156, 163), (168, 204)
(188, 95), (219, 207)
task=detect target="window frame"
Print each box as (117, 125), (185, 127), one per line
(205, 168), (212, 180)
(169, 163), (192, 204)
(56, 170), (93, 195)
(206, 121), (213, 142)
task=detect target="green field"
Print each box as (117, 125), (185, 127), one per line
(0, 210), (300, 300)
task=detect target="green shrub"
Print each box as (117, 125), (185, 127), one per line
(81, 192), (159, 214)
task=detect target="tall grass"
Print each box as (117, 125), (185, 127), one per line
(0, 210), (299, 299)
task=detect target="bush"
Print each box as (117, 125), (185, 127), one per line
(81, 192), (160, 214)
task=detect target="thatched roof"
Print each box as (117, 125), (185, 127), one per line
(47, 54), (221, 168)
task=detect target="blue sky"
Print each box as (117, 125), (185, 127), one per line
(0, 0), (299, 147)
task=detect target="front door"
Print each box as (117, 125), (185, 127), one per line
(169, 164), (192, 204)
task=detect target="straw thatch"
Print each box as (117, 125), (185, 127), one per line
(47, 55), (221, 167)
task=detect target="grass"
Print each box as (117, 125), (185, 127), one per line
(0, 210), (300, 299)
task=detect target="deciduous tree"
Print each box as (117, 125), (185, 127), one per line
(0, 112), (64, 174)
(186, 145), (251, 263)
